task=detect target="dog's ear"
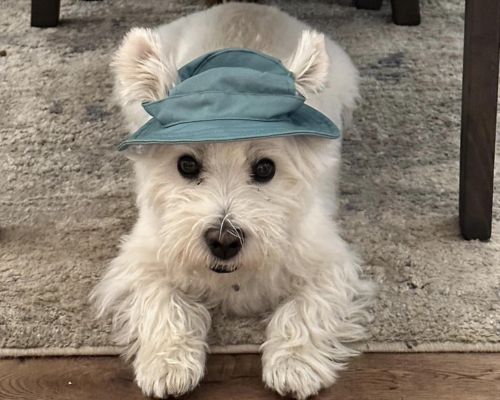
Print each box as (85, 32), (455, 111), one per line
(111, 28), (177, 106)
(285, 30), (330, 94)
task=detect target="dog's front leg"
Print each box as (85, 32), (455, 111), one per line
(261, 277), (369, 399)
(130, 285), (211, 398)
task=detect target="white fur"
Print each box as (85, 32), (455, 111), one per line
(92, 3), (374, 399)
(285, 30), (330, 94)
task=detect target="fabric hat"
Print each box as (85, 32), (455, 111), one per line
(117, 48), (340, 151)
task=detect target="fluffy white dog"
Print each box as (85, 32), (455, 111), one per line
(92, 2), (374, 399)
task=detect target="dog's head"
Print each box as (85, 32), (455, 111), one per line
(112, 28), (338, 276)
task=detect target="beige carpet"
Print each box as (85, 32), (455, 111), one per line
(1, 0), (499, 357)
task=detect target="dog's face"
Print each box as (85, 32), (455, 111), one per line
(112, 27), (337, 276)
(131, 136), (335, 275)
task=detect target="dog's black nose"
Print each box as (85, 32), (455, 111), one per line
(204, 227), (244, 260)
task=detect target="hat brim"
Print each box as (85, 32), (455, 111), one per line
(117, 104), (340, 151)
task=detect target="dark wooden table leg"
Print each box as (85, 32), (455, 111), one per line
(354, 0), (383, 10)
(459, 0), (500, 240)
(391, 0), (420, 26)
(31, 0), (61, 27)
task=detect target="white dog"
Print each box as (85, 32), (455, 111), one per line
(92, 2), (374, 399)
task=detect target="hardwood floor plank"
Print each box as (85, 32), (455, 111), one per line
(0, 354), (499, 400)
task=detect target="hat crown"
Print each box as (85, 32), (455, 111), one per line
(177, 49), (293, 82)
(144, 49), (305, 125)
(170, 67), (294, 97)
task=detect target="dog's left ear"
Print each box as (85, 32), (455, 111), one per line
(112, 28), (177, 107)
(285, 30), (330, 94)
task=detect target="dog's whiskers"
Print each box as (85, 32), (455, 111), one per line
(226, 218), (244, 246)
(219, 213), (231, 240)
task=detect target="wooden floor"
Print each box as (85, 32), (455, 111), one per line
(0, 353), (499, 400)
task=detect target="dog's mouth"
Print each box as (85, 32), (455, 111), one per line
(209, 264), (239, 274)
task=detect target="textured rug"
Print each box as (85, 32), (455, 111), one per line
(1, 0), (499, 357)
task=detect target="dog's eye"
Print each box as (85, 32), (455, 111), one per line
(177, 155), (201, 179)
(251, 158), (275, 183)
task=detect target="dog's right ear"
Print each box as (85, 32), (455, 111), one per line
(112, 28), (177, 107)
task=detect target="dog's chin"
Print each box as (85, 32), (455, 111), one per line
(209, 264), (239, 274)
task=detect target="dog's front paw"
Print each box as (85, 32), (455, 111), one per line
(262, 353), (329, 400)
(134, 350), (205, 398)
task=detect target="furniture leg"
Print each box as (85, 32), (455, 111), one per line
(391, 0), (420, 26)
(459, 0), (500, 240)
(354, 0), (383, 11)
(31, 0), (61, 27)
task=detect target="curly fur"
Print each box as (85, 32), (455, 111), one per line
(91, 3), (374, 399)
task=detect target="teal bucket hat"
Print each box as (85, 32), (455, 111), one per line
(117, 48), (340, 151)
